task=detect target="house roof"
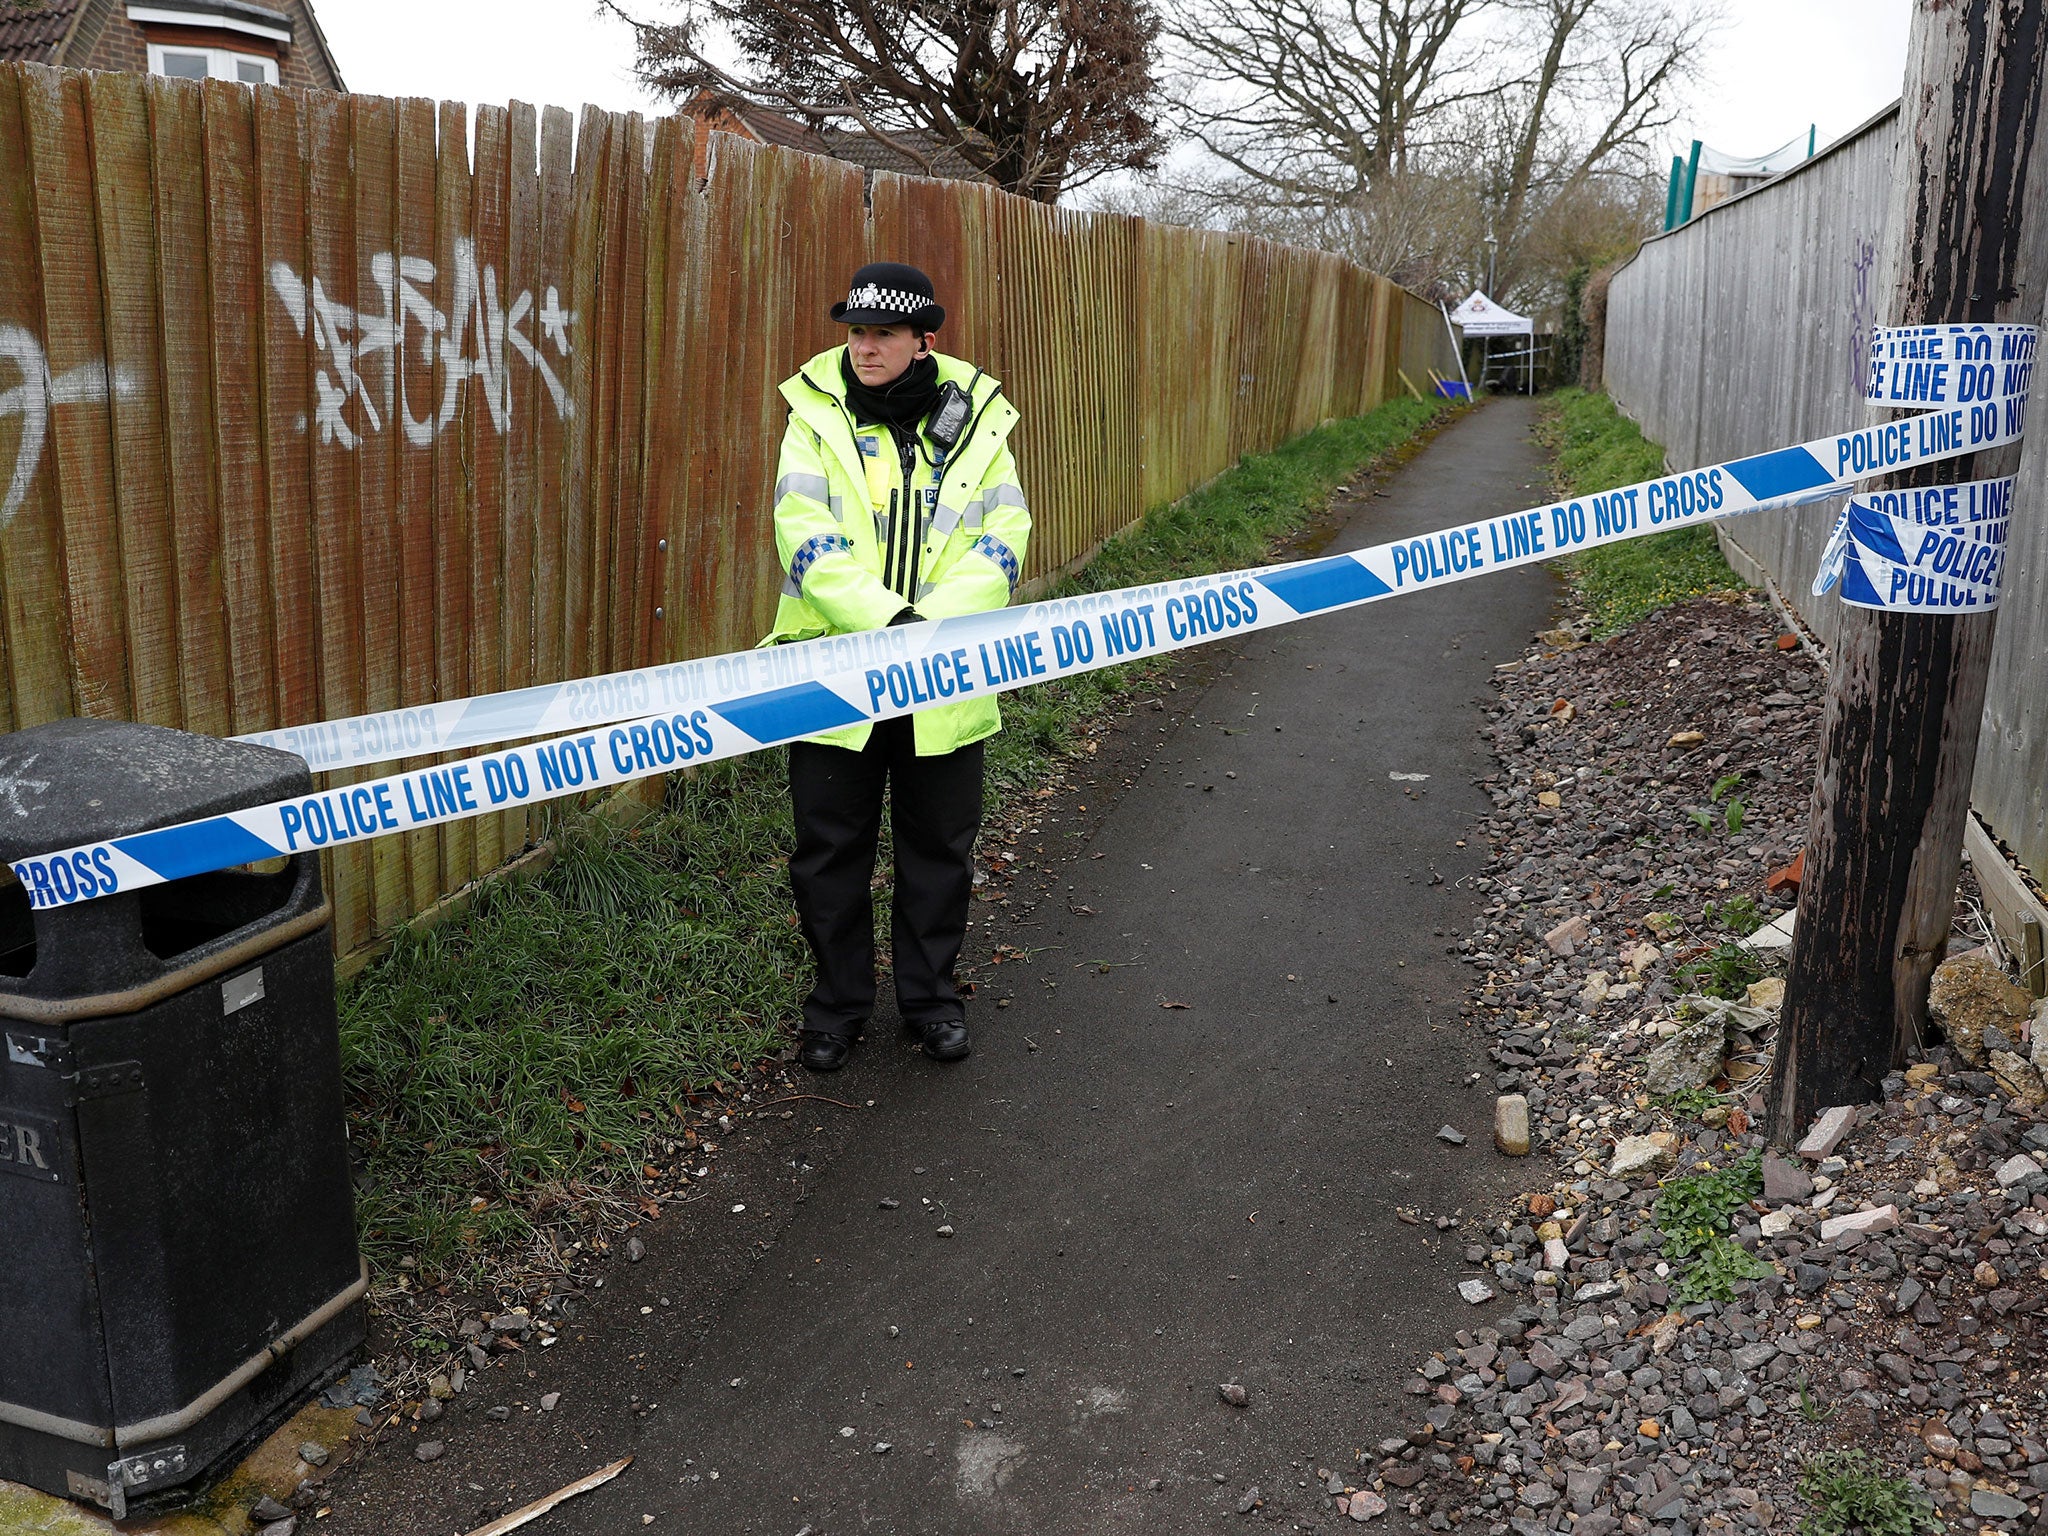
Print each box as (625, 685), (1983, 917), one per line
(684, 90), (995, 186)
(0, 0), (84, 63)
(141, 0), (296, 34)
(818, 124), (993, 183)
(1, 0), (345, 86)
(722, 97), (824, 154)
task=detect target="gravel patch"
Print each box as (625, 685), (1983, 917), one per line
(1358, 594), (2048, 1535)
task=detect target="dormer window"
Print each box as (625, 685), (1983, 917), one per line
(146, 44), (278, 82)
(130, 0), (291, 85)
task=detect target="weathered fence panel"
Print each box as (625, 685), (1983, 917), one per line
(0, 61), (1458, 956)
(1604, 100), (2048, 907)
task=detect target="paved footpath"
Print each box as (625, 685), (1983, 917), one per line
(245, 395), (1556, 1536)
(534, 396), (1562, 1535)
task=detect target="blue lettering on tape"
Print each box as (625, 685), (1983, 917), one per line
(1253, 557), (1392, 614)
(712, 681), (868, 743)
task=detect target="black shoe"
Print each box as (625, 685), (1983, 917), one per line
(799, 1032), (854, 1073)
(917, 1019), (971, 1063)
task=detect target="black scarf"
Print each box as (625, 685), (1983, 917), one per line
(841, 351), (941, 435)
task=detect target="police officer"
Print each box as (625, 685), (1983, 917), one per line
(763, 263), (1030, 1073)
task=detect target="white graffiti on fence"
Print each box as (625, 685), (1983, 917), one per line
(267, 238), (575, 451)
(0, 239), (573, 531)
(0, 325), (142, 531)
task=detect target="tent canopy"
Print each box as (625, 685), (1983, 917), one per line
(1697, 129), (1812, 180)
(1449, 290), (1532, 337)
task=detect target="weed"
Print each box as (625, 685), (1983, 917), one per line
(1652, 1151), (1763, 1256)
(1710, 773), (1748, 835)
(1657, 1152), (1772, 1302)
(1796, 1450), (1944, 1536)
(1537, 389), (1746, 635)
(1703, 895), (1765, 937)
(1794, 1373), (1836, 1424)
(1672, 1232), (1773, 1304)
(1679, 940), (1767, 1000)
(1687, 777), (1749, 838)
(1653, 1086), (1720, 1120)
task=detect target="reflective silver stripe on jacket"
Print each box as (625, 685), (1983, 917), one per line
(776, 472), (832, 507)
(970, 483), (1024, 531)
(775, 473), (845, 524)
(938, 481), (1021, 537)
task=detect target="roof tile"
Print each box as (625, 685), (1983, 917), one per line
(0, 0), (82, 63)
(684, 91), (995, 186)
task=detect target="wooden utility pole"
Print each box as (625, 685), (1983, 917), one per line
(1766, 0), (2048, 1145)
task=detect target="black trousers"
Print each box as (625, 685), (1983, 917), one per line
(787, 717), (984, 1039)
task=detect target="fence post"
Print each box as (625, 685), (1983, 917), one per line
(1765, 1), (2048, 1144)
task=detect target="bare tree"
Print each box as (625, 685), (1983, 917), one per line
(1081, 176), (1219, 227)
(1169, 0), (1500, 207)
(1481, 0), (1719, 298)
(616, 0), (1166, 202)
(1207, 169), (1488, 298)
(1164, 0), (1714, 316)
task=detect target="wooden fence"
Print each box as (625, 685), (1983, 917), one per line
(0, 62), (1457, 957)
(1602, 102), (2048, 950)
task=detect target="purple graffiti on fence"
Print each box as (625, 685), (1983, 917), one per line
(1847, 234), (1877, 401)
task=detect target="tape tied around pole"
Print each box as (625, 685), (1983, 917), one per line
(1814, 479), (2013, 612)
(8, 322), (2035, 912)
(1808, 321), (2036, 612)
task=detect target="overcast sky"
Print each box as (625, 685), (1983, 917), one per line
(320, 0), (1913, 177)
(1685, 0), (1910, 157)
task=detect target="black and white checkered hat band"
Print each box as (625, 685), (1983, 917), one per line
(845, 283), (927, 314)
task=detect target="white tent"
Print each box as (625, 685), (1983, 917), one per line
(1448, 290), (1532, 337)
(1449, 290), (1539, 393)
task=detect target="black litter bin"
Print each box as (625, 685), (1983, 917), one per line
(0, 719), (364, 1517)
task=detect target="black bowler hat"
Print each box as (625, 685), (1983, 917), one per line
(830, 261), (945, 330)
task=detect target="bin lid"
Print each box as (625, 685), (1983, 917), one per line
(0, 719), (311, 866)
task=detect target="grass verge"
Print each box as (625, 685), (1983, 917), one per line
(339, 393), (1452, 1295)
(1539, 387), (1746, 636)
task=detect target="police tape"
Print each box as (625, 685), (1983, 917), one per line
(1813, 478), (2012, 612)
(8, 323), (2035, 912)
(1805, 323), (2036, 613)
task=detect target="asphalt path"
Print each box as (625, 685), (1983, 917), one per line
(527, 395), (1562, 1535)
(298, 396), (1558, 1536)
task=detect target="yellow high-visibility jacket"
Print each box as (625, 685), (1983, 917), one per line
(761, 347), (1030, 754)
